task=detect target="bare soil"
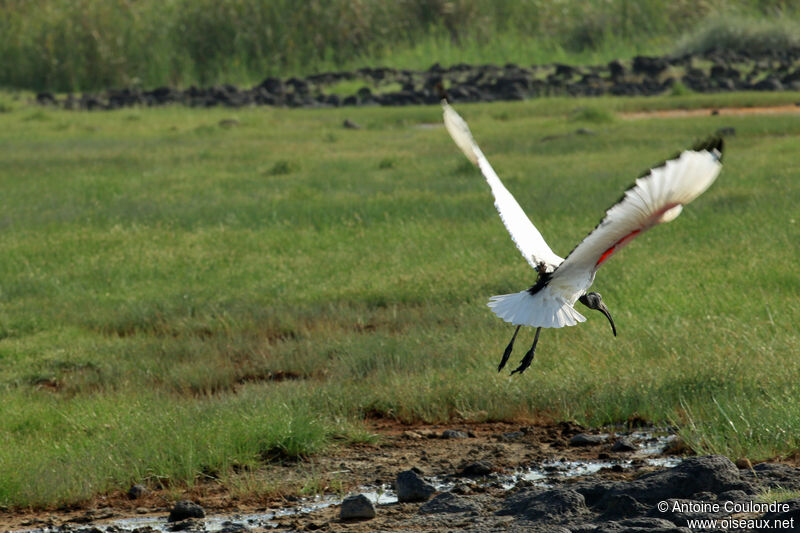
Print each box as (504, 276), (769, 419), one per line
(0, 420), (672, 532)
(621, 104), (800, 119)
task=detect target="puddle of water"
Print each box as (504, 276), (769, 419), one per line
(508, 455), (682, 487)
(14, 501), (343, 533)
(357, 475), (455, 507)
(13, 483), (448, 533)
(631, 430), (677, 456)
(520, 460), (612, 482)
(500, 429), (681, 488)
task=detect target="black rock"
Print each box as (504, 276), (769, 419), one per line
(610, 82), (642, 96)
(36, 92), (57, 105)
(377, 90), (421, 106)
(419, 492), (481, 514)
(340, 494), (376, 520)
(286, 77), (310, 94)
(168, 500), (205, 522)
(258, 77), (285, 95)
(498, 487), (588, 521)
(717, 489), (747, 502)
(80, 93), (106, 110)
(632, 56), (668, 76)
(449, 481), (474, 494)
(127, 484), (149, 499)
(599, 493), (648, 519)
(571, 479), (618, 507)
(742, 462), (800, 491)
(760, 498), (800, 533)
(608, 59), (626, 77)
(611, 437), (637, 452)
(396, 469), (436, 502)
(150, 86), (180, 104)
(520, 527), (573, 533)
(630, 455), (753, 504)
(36, 48), (800, 113)
(753, 77), (784, 91)
(570, 433), (606, 446)
(460, 461), (493, 477)
(781, 69), (800, 84)
(604, 516), (688, 532)
(579, 455), (754, 519)
(318, 93), (340, 107)
(554, 64), (578, 77)
(218, 521), (248, 533)
(652, 498), (728, 524)
(499, 431), (525, 441)
(441, 429), (468, 439)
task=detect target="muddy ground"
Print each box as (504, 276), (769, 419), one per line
(0, 420), (685, 532)
(6, 420), (800, 532)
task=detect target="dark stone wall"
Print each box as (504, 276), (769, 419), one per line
(36, 48), (800, 111)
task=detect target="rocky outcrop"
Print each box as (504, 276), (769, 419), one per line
(35, 49), (800, 111)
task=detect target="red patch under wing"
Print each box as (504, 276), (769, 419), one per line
(596, 229), (641, 267)
(594, 202), (683, 268)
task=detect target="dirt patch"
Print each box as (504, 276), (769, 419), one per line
(0, 420), (671, 531)
(621, 104), (800, 119)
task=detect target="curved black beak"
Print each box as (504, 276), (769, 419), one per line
(578, 292), (617, 337)
(596, 301), (617, 337)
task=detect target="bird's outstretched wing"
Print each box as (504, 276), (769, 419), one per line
(442, 102), (563, 271)
(552, 138), (723, 286)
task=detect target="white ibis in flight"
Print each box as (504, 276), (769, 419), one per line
(442, 101), (723, 375)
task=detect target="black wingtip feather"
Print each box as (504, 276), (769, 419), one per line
(558, 135), (725, 265)
(435, 82), (450, 103)
(691, 135), (724, 162)
(636, 135), (724, 179)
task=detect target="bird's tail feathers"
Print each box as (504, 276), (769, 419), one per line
(487, 290), (586, 328)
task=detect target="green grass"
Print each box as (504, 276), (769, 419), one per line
(569, 106), (617, 124)
(1, 0), (799, 92)
(669, 81), (694, 97)
(675, 13), (800, 56)
(0, 92), (799, 507)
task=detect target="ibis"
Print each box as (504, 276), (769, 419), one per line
(442, 101), (723, 374)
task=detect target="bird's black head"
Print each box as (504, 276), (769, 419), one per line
(578, 292), (617, 337)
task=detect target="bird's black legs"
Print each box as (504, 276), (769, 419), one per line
(511, 327), (542, 375)
(498, 325), (521, 372)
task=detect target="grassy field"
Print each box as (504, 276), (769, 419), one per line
(0, 92), (799, 507)
(1, 0), (800, 92)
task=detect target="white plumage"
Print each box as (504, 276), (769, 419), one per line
(443, 104), (564, 272)
(442, 100), (723, 373)
(444, 101), (722, 328)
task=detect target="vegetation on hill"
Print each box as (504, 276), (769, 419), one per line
(1, 0), (799, 92)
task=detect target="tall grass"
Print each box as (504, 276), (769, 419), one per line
(675, 13), (800, 55)
(1, 0), (799, 92)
